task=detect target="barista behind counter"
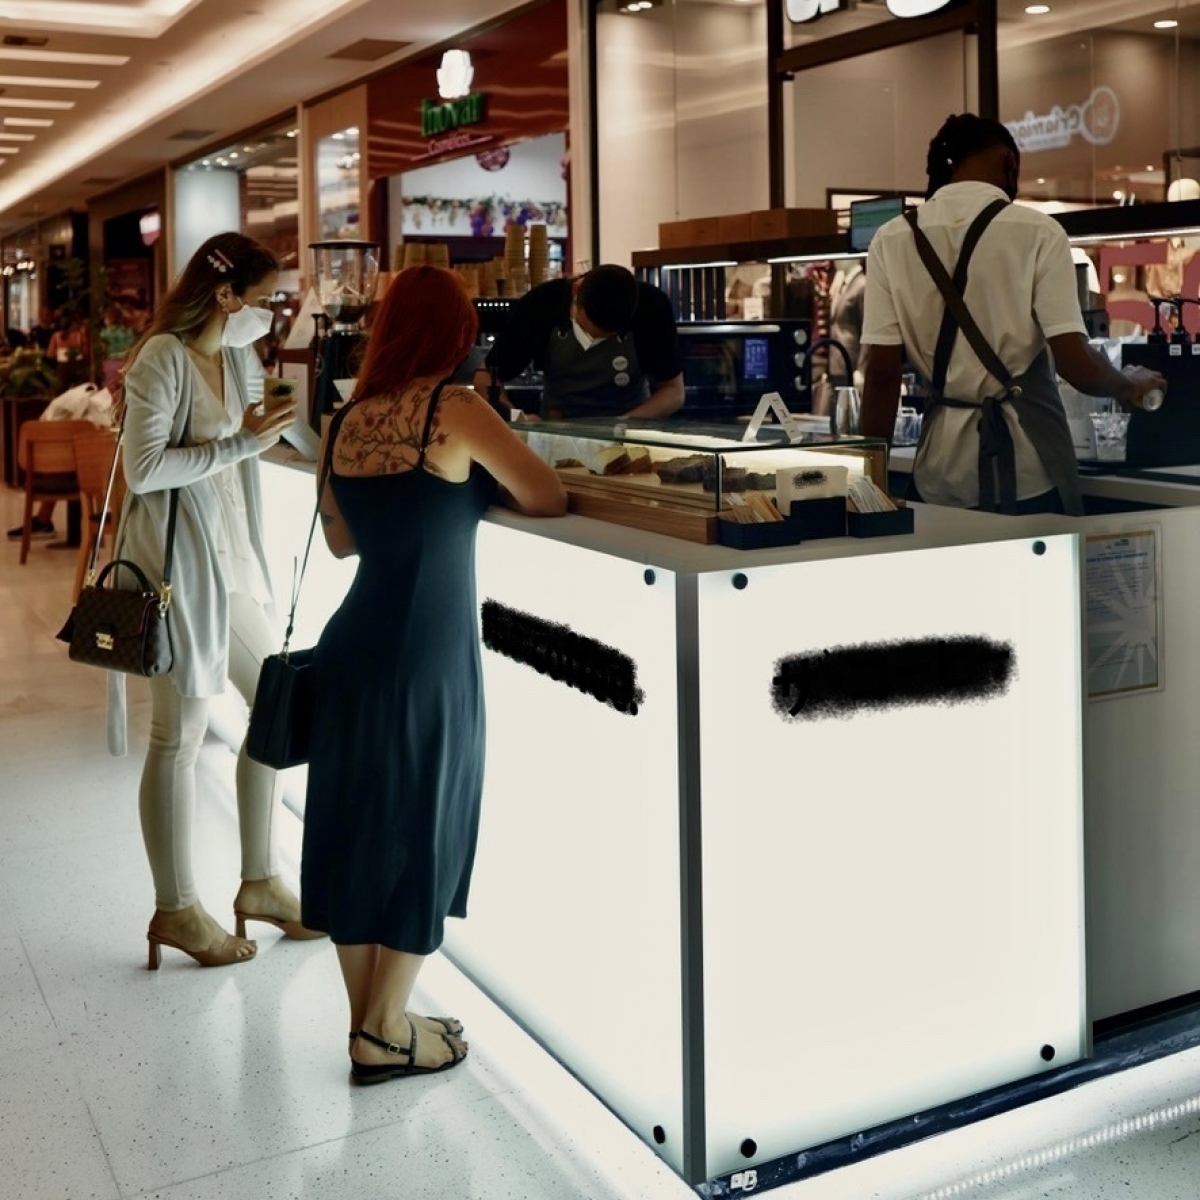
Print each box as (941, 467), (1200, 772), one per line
(474, 265), (684, 421)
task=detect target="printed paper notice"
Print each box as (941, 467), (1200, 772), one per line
(1085, 530), (1161, 700)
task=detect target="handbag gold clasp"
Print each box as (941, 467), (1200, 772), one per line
(157, 582), (172, 616)
(96, 632), (115, 651)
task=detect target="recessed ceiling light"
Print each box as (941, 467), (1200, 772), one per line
(0, 146), (21, 154)
(0, 98), (74, 109)
(0, 132), (34, 140)
(1154, 19), (1178, 29)
(0, 48), (127, 66)
(3, 116), (53, 126)
(1025, 4), (1050, 13)
(0, 74), (98, 89)
(1037, 177), (1046, 184)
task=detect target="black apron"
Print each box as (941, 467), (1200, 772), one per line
(905, 201), (1084, 517)
(540, 323), (647, 420)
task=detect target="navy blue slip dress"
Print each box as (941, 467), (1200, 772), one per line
(301, 383), (497, 953)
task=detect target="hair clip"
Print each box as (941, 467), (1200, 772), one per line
(207, 249), (234, 274)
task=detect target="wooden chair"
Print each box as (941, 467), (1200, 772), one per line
(71, 429), (125, 599)
(15, 419), (92, 565)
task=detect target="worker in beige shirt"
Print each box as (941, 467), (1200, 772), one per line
(861, 113), (1165, 515)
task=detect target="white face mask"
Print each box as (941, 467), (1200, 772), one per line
(571, 317), (603, 352)
(221, 302), (273, 348)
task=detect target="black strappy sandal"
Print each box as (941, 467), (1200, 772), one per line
(350, 1026), (467, 1085)
(348, 1015), (464, 1053)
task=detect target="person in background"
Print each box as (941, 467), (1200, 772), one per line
(98, 305), (136, 360)
(28, 307), (55, 352)
(47, 314), (89, 363)
(302, 265), (566, 1084)
(861, 113), (1166, 515)
(475, 264), (684, 421)
(115, 231), (321, 969)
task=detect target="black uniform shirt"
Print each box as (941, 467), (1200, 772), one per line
(484, 278), (682, 418)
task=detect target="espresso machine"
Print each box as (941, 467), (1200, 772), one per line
(309, 239), (380, 426)
(1122, 296), (1200, 468)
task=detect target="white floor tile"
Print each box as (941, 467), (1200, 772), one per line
(2, 1040), (122, 1200)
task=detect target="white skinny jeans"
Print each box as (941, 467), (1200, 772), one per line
(139, 592), (280, 911)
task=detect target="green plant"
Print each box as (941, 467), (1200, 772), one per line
(0, 348), (61, 397)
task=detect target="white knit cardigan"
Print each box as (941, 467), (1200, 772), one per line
(107, 334), (272, 753)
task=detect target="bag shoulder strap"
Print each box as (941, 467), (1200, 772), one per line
(905, 199), (1012, 394)
(417, 379), (450, 469)
(92, 402), (185, 596)
(281, 404), (352, 654)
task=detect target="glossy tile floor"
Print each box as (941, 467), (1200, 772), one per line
(6, 485), (1200, 1200)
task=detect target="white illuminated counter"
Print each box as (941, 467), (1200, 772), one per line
(257, 454), (1093, 1184)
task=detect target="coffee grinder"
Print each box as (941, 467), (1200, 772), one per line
(309, 238), (380, 426)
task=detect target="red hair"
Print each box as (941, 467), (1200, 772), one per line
(353, 265), (477, 400)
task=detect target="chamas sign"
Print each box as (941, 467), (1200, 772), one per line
(787, 0), (954, 21)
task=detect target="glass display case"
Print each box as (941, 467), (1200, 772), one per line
(520, 418), (892, 545)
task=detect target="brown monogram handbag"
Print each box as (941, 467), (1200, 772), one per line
(57, 426), (179, 678)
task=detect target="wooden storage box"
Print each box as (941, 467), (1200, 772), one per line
(717, 212), (754, 243)
(687, 216), (723, 246)
(658, 220), (696, 249)
(750, 208), (839, 240)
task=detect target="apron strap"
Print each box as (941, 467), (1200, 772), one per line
(906, 200), (1012, 395)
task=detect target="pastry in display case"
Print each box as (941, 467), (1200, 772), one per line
(519, 420), (903, 546)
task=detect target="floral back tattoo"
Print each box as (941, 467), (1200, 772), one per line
(334, 384), (469, 480)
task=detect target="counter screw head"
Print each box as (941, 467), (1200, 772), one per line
(1040, 1043), (1056, 1062)
(1032, 541), (1047, 556)
(652, 1125), (666, 1144)
(740, 1138), (758, 1158)
(732, 573), (749, 590)
(643, 568), (656, 586)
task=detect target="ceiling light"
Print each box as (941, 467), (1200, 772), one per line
(0, 98), (75, 109)
(1154, 19), (1178, 29)
(0, 74), (98, 89)
(0, 133), (34, 140)
(1024, 4), (1050, 12)
(229, 151), (238, 158)
(1037, 177), (1046, 184)
(286, 129), (297, 138)
(3, 116), (53, 126)
(0, 146), (21, 154)
(0, 48), (127, 66)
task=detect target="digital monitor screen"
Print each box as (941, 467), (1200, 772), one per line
(743, 337), (769, 381)
(849, 196), (906, 253)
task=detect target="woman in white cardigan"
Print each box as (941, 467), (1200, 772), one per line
(117, 232), (321, 968)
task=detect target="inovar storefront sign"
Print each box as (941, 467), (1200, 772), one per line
(417, 49), (492, 161)
(787, 0), (955, 22)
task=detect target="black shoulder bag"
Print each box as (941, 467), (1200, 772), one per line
(245, 409), (343, 769)
(57, 423), (179, 677)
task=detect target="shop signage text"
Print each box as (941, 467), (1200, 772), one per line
(421, 92), (487, 138)
(787, 0), (954, 22)
(1005, 86), (1120, 153)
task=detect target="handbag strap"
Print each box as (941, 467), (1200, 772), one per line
(904, 200), (1012, 394)
(89, 416), (181, 601)
(280, 404), (351, 655)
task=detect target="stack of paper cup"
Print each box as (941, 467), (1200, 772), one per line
(402, 242), (426, 270)
(426, 242), (450, 269)
(527, 224), (549, 287)
(492, 255), (509, 296)
(505, 224), (525, 276)
(478, 260), (496, 297)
